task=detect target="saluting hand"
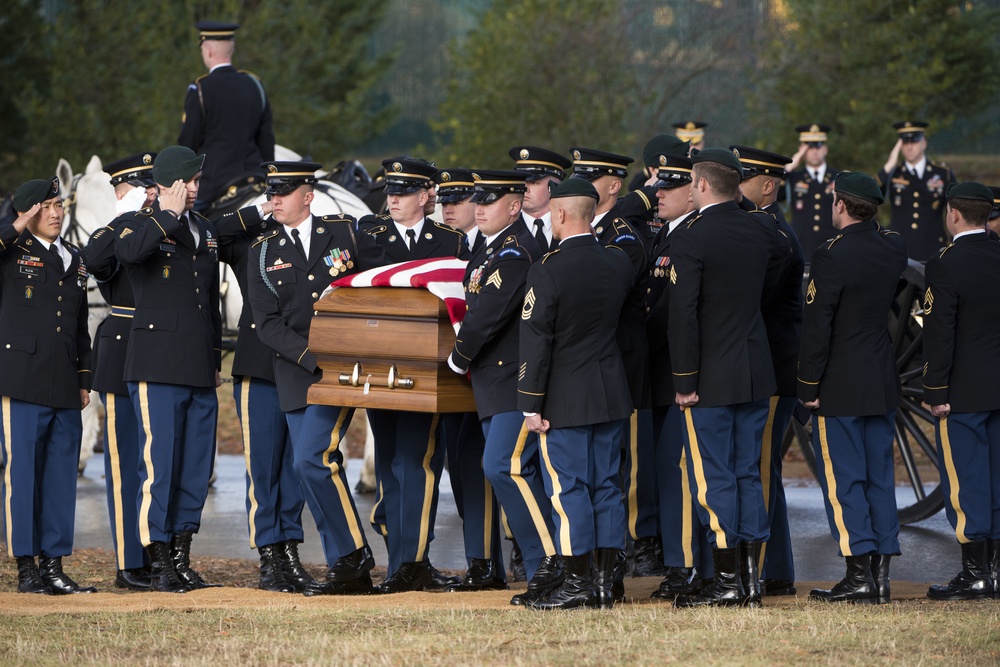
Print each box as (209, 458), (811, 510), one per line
(13, 203), (41, 232)
(883, 139), (903, 175)
(158, 180), (187, 217)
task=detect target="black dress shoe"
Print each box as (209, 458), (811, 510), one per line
(38, 557), (97, 594)
(591, 548), (619, 609)
(870, 554), (892, 604)
(16, 557), (52, 595)
(675, 547), (744, 609)
(510, 555), (564, 606)
(280, 541), (316, 593)
(529, 555), (594, 610)
(425, 563), (461, 591)
(146, 541), (190, 594)
(651, 567), (697, 600)
(303, 545), (375, 596)
(304, 574), (374, 596)
(740, 541), (762, 607)
(258, 544), (295, 593)
(631, 537), (667, 578)
(990, 539), (1000, 599)
(171, 531), (221, 589)
(115, 567), (153, 591)
(928, 541), (991, 601)
(611, 550), (628, 602)
(447, 558), (508, 592)
(508, 541), (526, 582)
(377, 561), (433, 594)
(761, 579), (797, 597)
(810, 555), (876, 604)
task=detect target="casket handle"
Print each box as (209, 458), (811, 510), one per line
(338, 362), (364, 386)
(387, 364), (414, 390)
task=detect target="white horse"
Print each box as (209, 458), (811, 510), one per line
(57, 148), (379, 491)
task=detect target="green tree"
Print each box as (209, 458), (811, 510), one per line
(750, 0), (1000, 174)
(0, 0), (49, 188)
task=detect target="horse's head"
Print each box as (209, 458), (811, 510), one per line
(60, 155), (117, 246)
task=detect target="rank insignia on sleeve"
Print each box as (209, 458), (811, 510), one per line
(669, 265), (677, 284)
(519, 362), (526, 380)
(922, 362), (928, 376)
(923, 287), (933, 314)
(522, 287), (536, 320)
(805, 279), (816, 304)
(119, 228), (133, 239)
(486, 270), (502, 290)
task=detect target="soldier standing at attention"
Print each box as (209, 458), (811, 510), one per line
(509, 146), (572, 254)
(878, 121), (955, 261)
(922, 182), (1000, 601)
(798, 172), (907, 605)
(1, 178), (94, 595)
(784, 124), (839, 261)
(82, 152), (158, 591)
(178, 21), (275, 212)
(517, 178), (634, 610)
(247, 161), (387, 596)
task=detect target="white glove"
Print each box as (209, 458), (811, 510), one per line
(115, 185), (147, 215)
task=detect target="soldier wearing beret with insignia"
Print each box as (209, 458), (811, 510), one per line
(798, 172), (907, 605)
(509, 146), (572, 254)
(644, 151), (715, 600)
(667, 148), (780, 609)
(358, 157), (469, 593)
(448, 170), (554, 602)
(1, 177), (94, 595)
(784, 124), (840, 261)
(921, 182), (1000, 601)
(81, 152), (158, 591)
(517, 177), (634, 610)
(879, 121), (956, 261)
(178, 21), (275, 212)
(214, 164), (318, 594)
(247, 160), (387, 596)
(115, 146), (223, 593)
(732, 145), (803, 597)
(674, 120), (707, 153)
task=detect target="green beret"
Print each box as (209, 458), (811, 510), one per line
(13, 177), (60, 212)
(152, 146), (206, 186)
(551, 177), (598, 201)
(945, 181), (994, 203)
(642, 134), (690, 167)
(691, 147), (743, 175)
(834, 172), (884, 205)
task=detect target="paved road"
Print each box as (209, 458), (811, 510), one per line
(65, 454), (960, 583)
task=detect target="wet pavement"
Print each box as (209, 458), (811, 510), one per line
(66, 454), (960, 583)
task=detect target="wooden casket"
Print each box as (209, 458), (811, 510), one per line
(306, 287), (476, 412)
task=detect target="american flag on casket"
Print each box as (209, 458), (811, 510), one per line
(326, 258), (469, 332)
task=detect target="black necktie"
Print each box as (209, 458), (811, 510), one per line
(533, 219), (547, 251)
(51, 243), (64, 275)
(176, 214), (195, 247)
(406, 228), (417, 252)
(291, 228), (306, 261)
(470, 233), (484, 256)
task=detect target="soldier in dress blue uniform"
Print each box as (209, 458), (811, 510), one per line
(517, 177), (635, 610)
(447, 170), (561, 605)
(784, 124), (840, 261)
(82, 152), (158, 591)
(731, 146), (804, 597)
(673, 120), (707, 153)
(922, 182), (1000, 601)
(644, 151), (715, 600)
(878, 121), (955, 261)
(667, 149), (781, 609)
(798, 172), (907, 605)
(1, 178), (95, 595)
(115, 146), (223, 593)
(358, 158), (469, 593)
(216, 180), (314, 594)
(627, 135), (692, 241)
(508, 146), (572, 254)
(247, 160), (388, 596)
(178, 21), (275, 211)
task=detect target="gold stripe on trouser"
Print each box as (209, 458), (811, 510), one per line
(3, 397), (14, 557)
(137, 382), (156, 547)
(370, 481), (388, 536)
(683, 409), (727, 549)
(500, 508), (513, 540)
(626, 410), (640, 540)
(483, 470), (495, 558)
(510, 423), (556, 555)
(938, 417), (969, 544)
(239, 379), (260, 549)
(817, 416), (852, 556)
(679, 449), (694, 568)
(539, 432), (572, 555)
(415, 415), (441, 561)
(106, 396), (127, 567)
(757, 396), (779, 571)
(323, 407), (365, 550)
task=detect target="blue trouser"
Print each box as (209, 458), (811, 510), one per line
(234, 377), (304, 550)
(653, 404), (713, 574)
(439, 412), (503, 566)
(682, 400), (770, 549)
(539, 420), (627, 556)
(1, 397), (82, 558)
(622, 409), (659, 541)
(100, 392), (145, 570)
(483, 411), (555, 580)
(129, 381), (217, 546)
(285, 405), (368, 567)
(936, 410), (1000, 543)
(760, 396), (796, 581)
(367, 409), (444, 572)
(813, 412), (900, 556)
